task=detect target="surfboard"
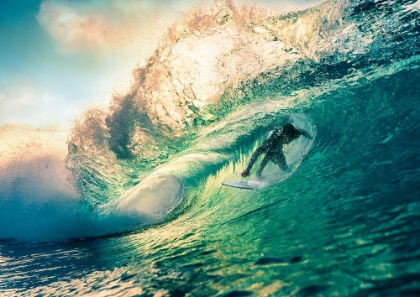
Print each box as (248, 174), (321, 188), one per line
(222, 180), (268, 190)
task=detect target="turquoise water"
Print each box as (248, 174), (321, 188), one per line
(1, 0), (420, 296)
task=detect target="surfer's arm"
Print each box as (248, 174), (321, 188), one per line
(299, 129), (312, 139)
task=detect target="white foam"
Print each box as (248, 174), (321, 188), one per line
(102, 175), (184, 219)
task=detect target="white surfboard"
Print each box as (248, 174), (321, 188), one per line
(222, 180), (268, 190)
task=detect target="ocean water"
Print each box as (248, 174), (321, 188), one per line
(1, 0), (420, 296)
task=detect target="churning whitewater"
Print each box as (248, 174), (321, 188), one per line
(1, 0), (420, 296)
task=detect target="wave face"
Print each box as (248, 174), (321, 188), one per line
(1, 0), (420, 296)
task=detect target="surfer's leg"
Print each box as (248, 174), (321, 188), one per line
(256, 155), (270, 179)
(242, 146), (265, 177)
(273, 153), (288, 171)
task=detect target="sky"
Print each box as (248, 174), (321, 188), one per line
(0, 0), (323, 127)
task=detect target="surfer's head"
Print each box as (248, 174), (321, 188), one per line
(282, 123), (299, 140)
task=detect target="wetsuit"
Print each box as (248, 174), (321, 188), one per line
(241, 124), (311, 179)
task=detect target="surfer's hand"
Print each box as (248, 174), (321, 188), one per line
(241, 170), (250, 177)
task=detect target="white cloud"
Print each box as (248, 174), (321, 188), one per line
(37, 1), (115, 52)
(0, 93), (38, 109)
(36, 0), (192, 54)
(0, 92), (79, 126)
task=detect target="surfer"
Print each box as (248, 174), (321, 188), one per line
(241, 123), (312, 179)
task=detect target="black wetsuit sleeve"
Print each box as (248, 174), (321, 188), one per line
(299, 129), (312, 139)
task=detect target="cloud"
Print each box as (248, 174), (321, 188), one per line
(36, 0), (194, 54)
(0, 92), (79, 126)
(0, 93), (42, 125)
(37, 1), (116, 52)
(0, 92), (38, 110)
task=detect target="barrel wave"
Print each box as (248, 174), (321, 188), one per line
(1, 0), (420, 296)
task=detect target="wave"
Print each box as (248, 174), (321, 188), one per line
(1, 0), (420, 242)
(67, 0), (420, 205)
